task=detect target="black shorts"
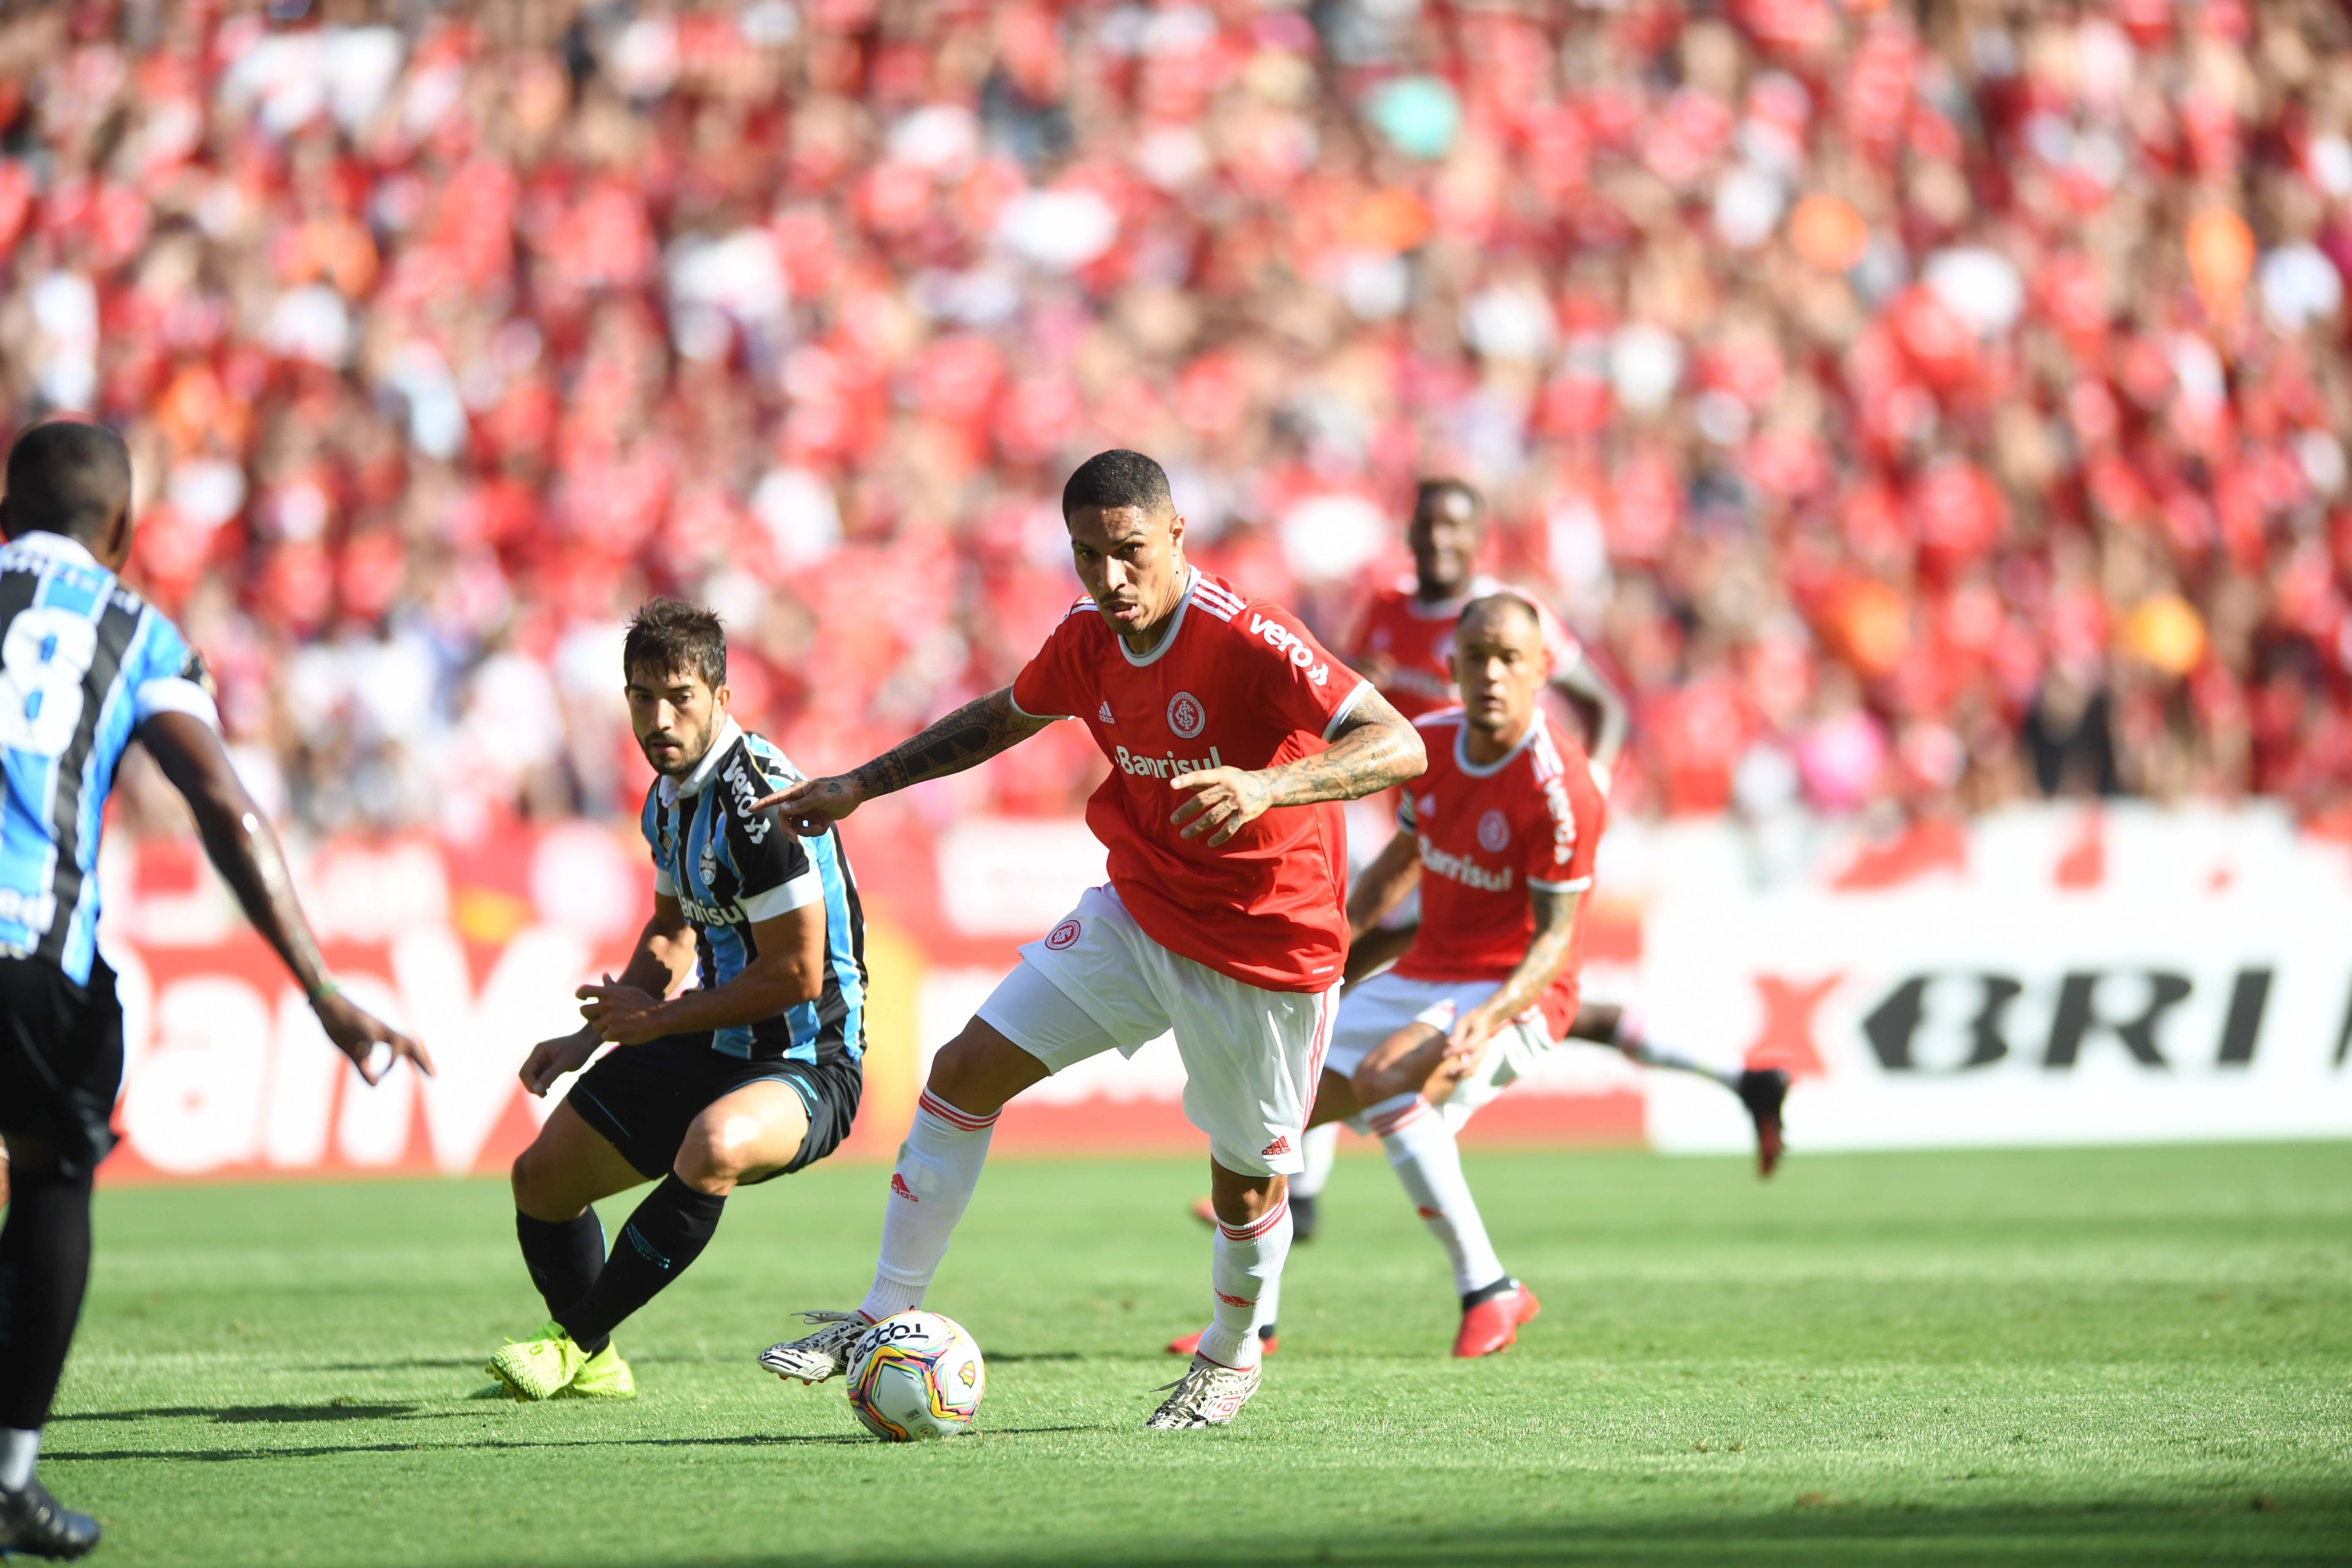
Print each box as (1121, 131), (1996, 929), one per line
(0, 955), (125, 1179)
(564, 1033), (862, 1185)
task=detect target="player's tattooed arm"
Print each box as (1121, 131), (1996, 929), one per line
(1440, 884), (1583, 1079)
(756, 687), (1052, 835)
(1171, 687), (1425, 847)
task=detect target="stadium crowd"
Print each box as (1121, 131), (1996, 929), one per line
(1, 0), (2348, 842)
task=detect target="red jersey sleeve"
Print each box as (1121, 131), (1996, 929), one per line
(1237, 600), (1372, 741)
(1526, 730), (1606, 893)
(1009, 601), (1092, 721)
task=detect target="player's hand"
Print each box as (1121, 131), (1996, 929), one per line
(577, 974), (661, 1025)
(591, 1003), (668, 1047)
(1169, 766), (1274, 847)
(520, 1026), (601, 1097)
(760, 775), (864, 836)
(1440, 1006), (1498, 1084)
(314, 991), (435, 1085)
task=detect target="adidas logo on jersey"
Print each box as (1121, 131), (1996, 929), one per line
(1098, 699), (1114, 723)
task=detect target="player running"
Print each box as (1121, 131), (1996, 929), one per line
(755, 449), (1424, 1428)
(1175, 594), (1778, 1366)
(482, 599), (867, 1401)
(1252, 480), (1778, 1247)
(0, 421), (428, 1560)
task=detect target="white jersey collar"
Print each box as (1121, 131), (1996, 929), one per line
(659, 715), (744, 804)
(3, 531), (103, 572)
(1454, 711), (1539, 777)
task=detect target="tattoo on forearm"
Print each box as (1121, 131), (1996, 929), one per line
(1483, 886), (1581, 1023)
(1264, 691), (1425, 809)
(851, 689), (1046, 797)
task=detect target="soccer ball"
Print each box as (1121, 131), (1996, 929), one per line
(844, 1310), (985, 1441)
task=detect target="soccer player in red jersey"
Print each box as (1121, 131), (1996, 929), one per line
(755, 450), (1425, 1427)
(1174, 594), (1778, 1364)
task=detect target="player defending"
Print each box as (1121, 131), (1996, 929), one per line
(482, 599), (867, 1401)
(0, 421), (428, 1559)
(756, 450), (1424, 1427)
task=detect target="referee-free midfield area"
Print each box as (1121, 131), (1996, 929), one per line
(44, 1144), (2352, 1567)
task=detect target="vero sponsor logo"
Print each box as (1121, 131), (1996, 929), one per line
(1246, 614), (1330, 686)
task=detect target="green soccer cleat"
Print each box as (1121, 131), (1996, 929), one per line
(485, 1320), (593, 1401)
(557, 1341), (637, 1400)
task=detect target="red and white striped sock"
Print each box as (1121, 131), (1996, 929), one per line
(1196, 1195), (1292, 1370)
(860, 1089), (998, 1321)
(1365, 1091), (1504, 1298)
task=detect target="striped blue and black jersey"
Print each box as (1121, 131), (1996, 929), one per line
(0, 530), (219, 984)
(640, 718), (865, 1066)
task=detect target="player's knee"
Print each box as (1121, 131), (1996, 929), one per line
(672, 1121), (741, 1194)
(1351, 1057), (1413, 1107)
(926, 1025), (1027, 1116)
(510, 1142), (560, 1214)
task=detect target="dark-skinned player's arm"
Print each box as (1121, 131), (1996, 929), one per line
(137, 710), (433, 1085)
(1554, 655), (1628, 780)
(1169, 687), (1426, 848)
(1343, 827), (1423, 985)
(1437, 882), (1583, 1083)
(577, 901), (826, 1048)
(753, 687), (1051, 834)
(516, 895), (700, 1095)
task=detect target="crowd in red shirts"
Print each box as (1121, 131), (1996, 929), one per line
(2, 0), (2347, 840)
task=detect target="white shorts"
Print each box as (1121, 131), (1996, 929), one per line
(1324, 970), (1557, 1133)
(976, 884), (1336, 1177)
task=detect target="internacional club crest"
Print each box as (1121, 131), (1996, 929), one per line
(1477, 808), (1511, 853)
(1166, 690), (1206, 738)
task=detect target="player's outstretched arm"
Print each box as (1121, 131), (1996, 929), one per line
(1170, 687), (1424, 847)
(1440, 884), (1581, 1080)
(138, 711), (433, 1083)
(580, 904), (826, 1046)
(755, 686), (1051, 836)
(1555, 656), (1628, 779)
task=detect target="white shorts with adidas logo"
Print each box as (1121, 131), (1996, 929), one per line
(977, 883), (1337, 1178)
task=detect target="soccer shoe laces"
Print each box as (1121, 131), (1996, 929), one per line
(1146, 1353), (1260, 1428)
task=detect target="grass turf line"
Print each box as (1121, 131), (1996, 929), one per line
(35, 1143), (2352, 1566)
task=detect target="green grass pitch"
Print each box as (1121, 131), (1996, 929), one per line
(37, 1142), (2352, 1566)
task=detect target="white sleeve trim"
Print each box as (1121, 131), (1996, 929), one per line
(653, 868), (678, 897)
(740, 868), (823, 922)
(133, 677), (220, 730)
(1322, 678), (1373, 741)
(1008, 691), (1071, 722)
(1526, 874), (1591, 893)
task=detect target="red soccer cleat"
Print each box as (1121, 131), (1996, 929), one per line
(1166, 1326), (1278, 1357)
(1452, 1282), (1540, 1358)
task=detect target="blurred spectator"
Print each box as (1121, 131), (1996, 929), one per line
(0, 0), (2347, 845)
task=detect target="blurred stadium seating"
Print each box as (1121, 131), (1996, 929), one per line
(2, 0), (2349, 849)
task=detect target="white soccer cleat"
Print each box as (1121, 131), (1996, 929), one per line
(1145, 1353), (1262, 1429)
(758, 1310), (873, 1384)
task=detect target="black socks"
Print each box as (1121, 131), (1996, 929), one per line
(516, 1210), (606, 1319)
(556, 1175), (727, 1354)
(0, 1159), (94, 1430)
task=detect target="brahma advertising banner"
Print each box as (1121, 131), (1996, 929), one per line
(85, 800), (2352, 1184)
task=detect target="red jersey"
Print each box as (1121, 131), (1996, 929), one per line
(1348, 574), (1585, 721)
(1011, 569), (1372, 992)
(1393, 707), (1607, 1033)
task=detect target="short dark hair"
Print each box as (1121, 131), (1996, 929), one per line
(1415, 477), (1484, 517)
(623, 598), (728, 690)
(3, 420), (131, 544)
(1459, 591), (1544, 640)
(1062, 448), (1174, 518)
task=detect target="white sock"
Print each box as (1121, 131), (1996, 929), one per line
(1291, 1122), (1340, 1200)
(860, 1089), (997, 1321)
(1252, 1262), (1282, 1334)
(1367, 1092), (1505, 1298)
(1196, 1195), (1292, 1370)
(0, 1427), (37, 1491)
